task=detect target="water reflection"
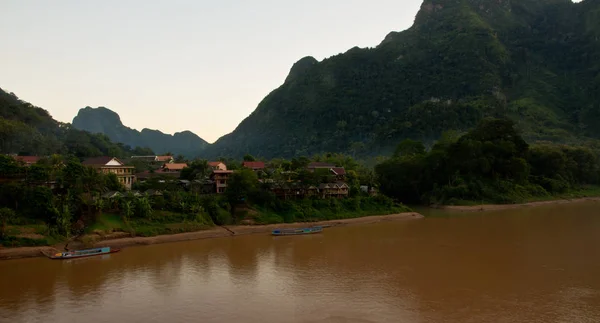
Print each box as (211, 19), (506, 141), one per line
(1, 202), (600, 322)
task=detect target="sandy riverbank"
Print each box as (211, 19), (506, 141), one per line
(0, 212), (423, 260)
(438, 197), (600, 212)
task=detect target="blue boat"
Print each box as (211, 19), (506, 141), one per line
(47, 247), (120, 259)
(272, 226), (323, 236)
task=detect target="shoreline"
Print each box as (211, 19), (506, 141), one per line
(0, 212), (423, 261)
(437, 196), (600, 212)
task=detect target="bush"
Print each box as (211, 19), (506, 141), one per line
(0, 236), (50, 247)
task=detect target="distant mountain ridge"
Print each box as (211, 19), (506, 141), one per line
(0, 88), (152, 158)
(200, 0), (600, 159)
(72, 107), (208, 157)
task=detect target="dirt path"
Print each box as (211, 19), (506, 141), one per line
(438, 197), (600, 212)
(0, 212), (423, 260)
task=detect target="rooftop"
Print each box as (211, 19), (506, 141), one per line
(308, 162), (336, 168)
(331, 167), (346, 175)
(162, 163), (188, 171)
(212, 170), (234, 174)
(14, 156), (41, 164)
(243, 161), (265, 169)
(82, 156), (125, 166)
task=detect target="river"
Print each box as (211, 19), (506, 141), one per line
(1, 202), (599, 323)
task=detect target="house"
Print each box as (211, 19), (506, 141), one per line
(102, 191), (123, 199)
(14, 156), (41, 166)
(155, 156), (174, 163)
(161, 163), (188, 172)
(269, 182), (318, 200)
(82, 156), (136, 190)
(307, 162), (336, 170)
(144, 189), (163, 196)
(208, 161), (227, 171)
(306, 163), (347, 182)
(330, 167), (347, 181)
(210, 170), (233, 194)
(318, 182), (349, 199)
(128, 190), (142, 197)
(130, 155), (174, 163)
(135, 169), (180, 182)
(242, 161), (265, 171)
(360, 185), (378, 196)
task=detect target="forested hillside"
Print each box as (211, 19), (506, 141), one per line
(0, 88), (153, 158)
(203, 0), (600, 159)
(72, 107), (208, 157)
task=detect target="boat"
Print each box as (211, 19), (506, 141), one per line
(46, 247), (120, 259)
(271, 226), (323, 236)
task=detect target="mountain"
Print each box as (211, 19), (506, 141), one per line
(0, 88), (153, 158)
(72, 107), (208, 157)
(203, 0), (600, 159)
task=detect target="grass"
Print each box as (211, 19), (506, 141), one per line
(86, 213), (126, 233)
(2, 223), (58, 247)
(252, 197), (413, 225)
(85, 211), (214, 238)
(525, 185), (600, 203)
(435, 185), (600, 206)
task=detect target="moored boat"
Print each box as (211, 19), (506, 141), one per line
(272, 226), (323, 236)
(47, 247), (120, 259)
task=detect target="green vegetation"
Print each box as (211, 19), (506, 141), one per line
(202, 0), (600, 159)
(253, 196), (410, 225)
(87, 212), (213, 238)
(0, 154), (223, 247)
(0, 88), (155, 158)
(375, 118), (600, 205)
(0, 150), (402, 248)
(72, 106), (208, 157)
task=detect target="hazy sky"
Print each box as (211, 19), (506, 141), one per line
(1, 0), (423, 142)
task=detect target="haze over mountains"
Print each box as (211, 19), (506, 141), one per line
(4, 0), (600, 160)
(72, 107), (208, 157)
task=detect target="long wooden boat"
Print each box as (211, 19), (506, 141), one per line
(47, 247), (120, 259)
(272, 226), (323, 236)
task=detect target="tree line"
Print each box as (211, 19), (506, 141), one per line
(375, 118), (600, 205)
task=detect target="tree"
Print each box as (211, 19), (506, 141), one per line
(55, 203), (72, 238)
(291, 157), (310, 170)
(225, 168), (258, 218)
(135, 196), (153, 220)
(243, 154), (256, 162)
(105, 173), (123, 191)
(0, 207), (16, 239)
(180, 159), (210, 181)
(121, 200), (133, 222)
(394, 139), (426, 158)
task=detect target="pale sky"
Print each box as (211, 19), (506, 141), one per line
(0, 0), (422, 142)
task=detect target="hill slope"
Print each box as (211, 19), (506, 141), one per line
(203, 0), (600, 159)
(0, 88), (153, 158)
(72, 107), (208, 157)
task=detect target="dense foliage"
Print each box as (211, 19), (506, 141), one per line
(0, 150), (405, 247)
(0, 154), (220, 246)
(72, 106), (208, 157)
(203, 0), (600, 159)
(376, 118), (600, 205)
(0, 88), (154, 158)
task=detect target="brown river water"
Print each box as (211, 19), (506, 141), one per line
(1, 202), (600, 323)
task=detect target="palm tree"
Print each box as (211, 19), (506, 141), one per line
(121, 200), (133, 223)
(135, 197), (153, 220)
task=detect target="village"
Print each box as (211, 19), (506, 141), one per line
(6, 154), (378, 200)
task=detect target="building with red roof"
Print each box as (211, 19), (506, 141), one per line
(242, 161), (265, 170)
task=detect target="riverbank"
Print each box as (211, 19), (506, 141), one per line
(438, 196), (600, 212)
(0, 212), (423, 260)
